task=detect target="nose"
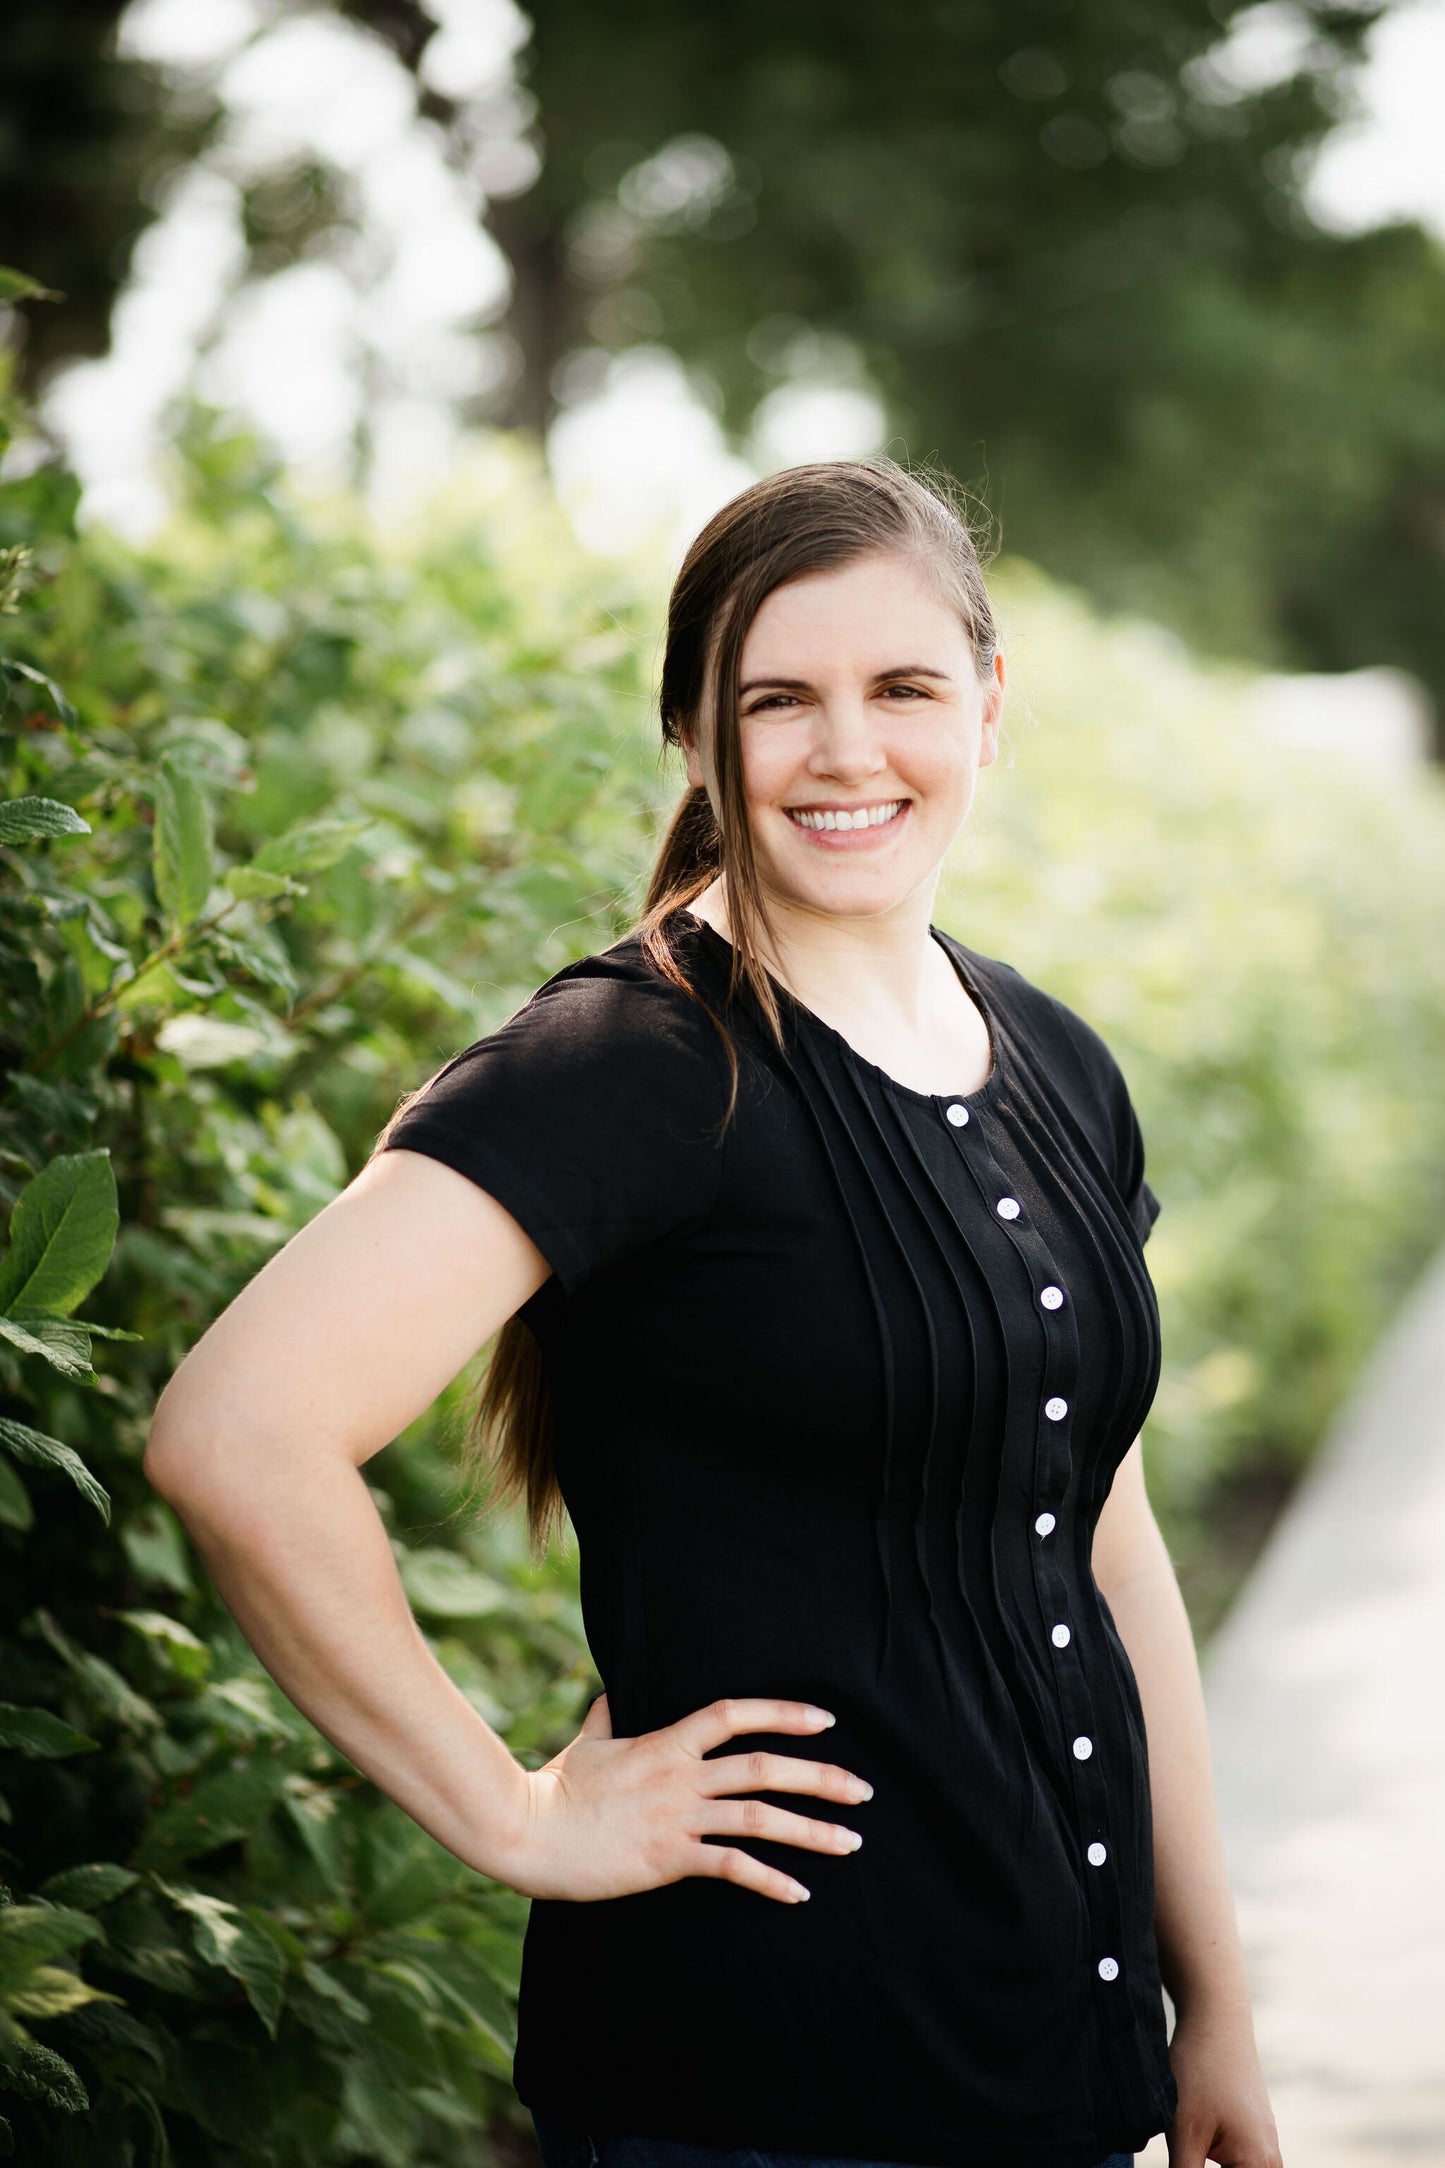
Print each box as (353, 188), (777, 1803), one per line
(807, 693), (890, 782)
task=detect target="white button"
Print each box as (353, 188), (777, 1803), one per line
(995, 1197), (1021, 1220)
(1097, 1956), (1119, 1982)
(1072, 1734), (1093, 1760)
(946, 1103), (970, 1127)
(1087, 1842), (1108, 1866)
(1040, 1285), (1065, 1310)
(1051, 1623), (1071, 1648)
(1044, 1396), (1068, 1421)
(1033, 1511), (1056, 1537)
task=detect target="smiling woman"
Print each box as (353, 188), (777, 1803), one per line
(148, 459), (1282, 2168)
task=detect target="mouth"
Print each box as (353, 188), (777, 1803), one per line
(784, 798), (908, 836)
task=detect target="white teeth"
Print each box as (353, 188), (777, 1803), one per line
(788, 800), (903, 833)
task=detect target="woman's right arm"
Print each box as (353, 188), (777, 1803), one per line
(143, 1147), (871, 1905)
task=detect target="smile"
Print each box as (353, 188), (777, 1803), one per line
(785, 799), (906, 833)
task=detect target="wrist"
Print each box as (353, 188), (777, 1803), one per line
(470, 1756), (539, 1887)
(1169, 1979), (1257, 2032)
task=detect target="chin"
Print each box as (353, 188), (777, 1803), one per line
(777, 867), (924, 921)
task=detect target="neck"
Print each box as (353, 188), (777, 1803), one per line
(687, 876), (949, 1034)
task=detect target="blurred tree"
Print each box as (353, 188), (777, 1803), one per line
(425, 0), (1442, 734)
(0, 4), (218, 386)
(3, 0), (1444, 740)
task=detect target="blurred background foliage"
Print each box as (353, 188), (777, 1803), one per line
(3, 0), (1445, 734)
(3, 0), (1445, 2158)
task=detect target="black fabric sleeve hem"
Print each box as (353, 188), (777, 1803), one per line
(377, 1121), (592, 1296)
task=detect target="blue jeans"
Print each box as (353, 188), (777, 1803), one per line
(531, 2108), (1133, 2168)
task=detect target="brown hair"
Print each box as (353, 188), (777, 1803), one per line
(374, 456), (1001, 1558)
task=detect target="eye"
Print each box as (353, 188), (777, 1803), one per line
(746, 693), (801, 714)
(879, 682), (930, 700)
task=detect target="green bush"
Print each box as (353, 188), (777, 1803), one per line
(0, 399), (657, 2163)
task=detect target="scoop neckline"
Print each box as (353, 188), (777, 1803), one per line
(678, 907), (1006, 1110)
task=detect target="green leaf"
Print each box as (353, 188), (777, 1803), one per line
(398, 1547), (506, 1619)
(115, 2082), (169, 2168)
(339, 1961), (440, 2074)
(62, 2000), (165, 2078)
(112, 1610), (212, 1682)
(98, 1892), (208, 2000)
(5, 1965), (120, 2021)
(203, 921), (298, 1000)
(249, 815), (370, 877)
(0, 267), (61, 305)
(221, 866), (307, 902)
(0, 1314), (95, 1382)
(0, 1906), (103, 1990)
(0, 1419), (110, 1524)
(0, 1703), (99, 1758)
(131, 1753), (293, 1869)
(281, 1782), (348, 1896)
(336, 2057), (417, 2168)
(0, 659), (77, 727)
(201, 1674), (302, 1739)
(0, 2038), (88, 2114)
(299, 1958), (368, 2024)
(118, 1502), (195, 1595)
(152, 754), (216, 929)
(0, 1460), (31, 1533)
(0, 1149), (120, 1321)
(357, 1810), (470, 1930)
(35, 1864), (140, 1912)
(0, 796), (91, 845)
(30, 1608), (161, 1735)
(154, 1882), (285, 2038)
(374, 1934), (515, 2055)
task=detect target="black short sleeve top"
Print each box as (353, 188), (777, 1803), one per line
(378, 905), (1178, 2168)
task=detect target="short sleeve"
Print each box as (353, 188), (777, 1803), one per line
(374, 954), (729, 1295)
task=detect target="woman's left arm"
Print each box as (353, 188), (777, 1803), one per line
(1093, 1436), (1285, 2168)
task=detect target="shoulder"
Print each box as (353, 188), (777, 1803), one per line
(377, 924), (733, 1294)
(391, 924), (729, 1131)
(935, 928), (1138, 1113)
(934, 928), (1161, 1241)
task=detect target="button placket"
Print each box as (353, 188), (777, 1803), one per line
(938, 1097), (1128, 2005)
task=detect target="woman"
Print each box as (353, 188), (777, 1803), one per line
(144, 460), (1283, 2168)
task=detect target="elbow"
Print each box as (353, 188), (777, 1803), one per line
(141, 1415), (193, 1510)
(142, 1381), (221, 1514)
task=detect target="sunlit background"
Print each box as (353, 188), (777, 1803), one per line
(26, 0), (1445, 566)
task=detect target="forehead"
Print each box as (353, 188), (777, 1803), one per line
(740, 551), (968, 669)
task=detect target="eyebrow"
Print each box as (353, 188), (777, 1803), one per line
(738, 665), (954, 695)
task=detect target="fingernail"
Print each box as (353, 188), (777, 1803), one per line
(806, 1708), (836, 1726)
(789, 1881), (811, 1901)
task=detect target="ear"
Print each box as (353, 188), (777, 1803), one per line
(681, 727), (705, 790)
(979, 650), (1006, 768)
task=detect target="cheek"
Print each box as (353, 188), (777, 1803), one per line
(739, 726), (804, 801)
(894, 724), (976, 798)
